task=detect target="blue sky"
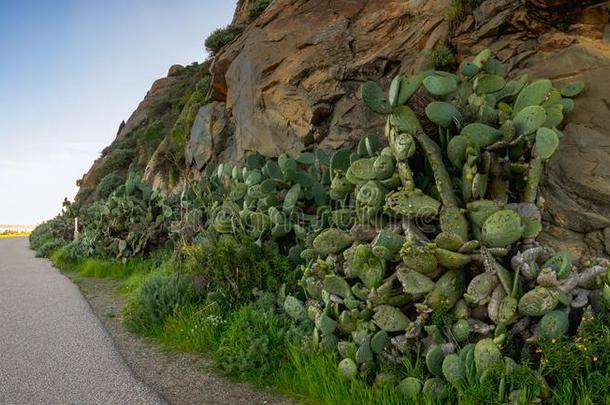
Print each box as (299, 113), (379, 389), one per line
(0, 0), (235, 225)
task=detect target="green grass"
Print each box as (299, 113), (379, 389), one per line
(156, 304), (226, 352)
(534, 308), (610, 405)
(213, 303), (295, 383)
(274, 346), (412, 405)
(46, 248), (610, 404)
(146, 304), (426, 404)
(50, 247), (153, 279)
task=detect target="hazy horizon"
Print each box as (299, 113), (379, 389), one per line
(0, 1), (235, 225)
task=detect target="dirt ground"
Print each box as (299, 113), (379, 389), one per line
(65, 272), (293, 405)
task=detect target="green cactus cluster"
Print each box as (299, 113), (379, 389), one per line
(281, 49), (608, 400)
(76, 171), (174, 258)
(156, 48), (601, 400)
(42, 45), (610, 402)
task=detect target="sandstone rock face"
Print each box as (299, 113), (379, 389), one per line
(189, 0), (610, 258)
(527, 46), (610, 258)
(185, 102), (233, 170)
(206, 0), (453, 163)
(232, 0), (258, 24)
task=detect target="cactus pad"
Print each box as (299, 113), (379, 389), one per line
(474, 338), (502, 375)
(518, 287), (559, 316)
(362, 81), (392, 114)
(372, 305), (410, 332)
(425, 101), (463, 127)
(423, 74), (458, 96)
(535, 127), (560, 160)
(338, 358), (358, 379)
(539, 310), (569, 339)
(481, 209), (524, 248)
(560, 81), (585, 98)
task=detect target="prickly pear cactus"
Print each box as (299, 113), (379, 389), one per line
(538, 310), (569, 339)
(474, 338), (502, 375)
(282, 47), (599, 395)
(92, 45), (597, 398)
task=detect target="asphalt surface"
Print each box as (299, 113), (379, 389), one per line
(0, 237), (165, 405)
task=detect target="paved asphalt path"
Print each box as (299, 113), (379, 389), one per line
(0, 237), (165, 405)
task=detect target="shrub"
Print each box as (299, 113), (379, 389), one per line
(85, 147), (136, 191)
(183, 235), (297, 308)
(195, 76), (211, 95)
(141, 119), (166, 159)
(123, 269), (198, 333)
(95, 173), (125, 200)
(35, 238), (68, 258)
(101, 148), (135, 173)
(62, 231), (96, 261)
(249, 0), (272, 18)
(204, 24), (243, 55)
(30, 213), (74, 254)
(214, 303), (292, 381)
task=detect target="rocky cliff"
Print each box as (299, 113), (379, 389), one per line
(75, 62), (209, 203)
(77, 0), (610, 259)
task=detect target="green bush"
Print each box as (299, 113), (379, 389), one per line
(95, 173), (125, 200)
(30, 212), (74, 256)
(183, 235), (297, 308)
(99, 148), (135, 174)
(123, 269), (198, 333)
(140, 119), (166, 161)
(214, 303), (292, 381)
(249, 0), (272, 18)
(158, 305), (227, 352)
(195, 76), (211, 95)
(61, 231), (96, 262)
(204, 24), (243, 55)
(35, 238), (68, 258)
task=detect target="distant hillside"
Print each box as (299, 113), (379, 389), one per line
(74, 61), (210, 207)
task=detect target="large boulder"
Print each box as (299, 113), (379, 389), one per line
(208, 0), (452, 161)
(185, 102), (233, 169)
